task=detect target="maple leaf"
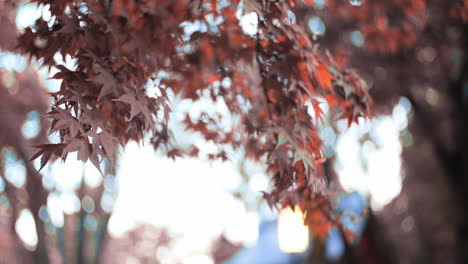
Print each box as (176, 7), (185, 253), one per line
(30, 144), (65, 172)
(316, 63), (334, 90)
(311, 99), (325, 125)
(167, 149), (182, 160)
(114, 94), (142, 120)
(93, 64), (120, 100)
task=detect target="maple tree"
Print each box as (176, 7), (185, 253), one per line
(1, 0), (468, 263)
(14, 0), (374, 241)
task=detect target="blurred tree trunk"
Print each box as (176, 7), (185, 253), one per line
(333, 2), (466, 263)
(76, 176), (88, 264)
(297, 1), (467, 263)
(19, 144), (50, 264)
(0, 161), (34, 264)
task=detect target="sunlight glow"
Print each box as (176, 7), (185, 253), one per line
(336, 99), (410, 210)
(240, 12), (258, 35)
(107, 141), (260, 260)
(3, 149), (26, 188)
(15, 209), (38, 248)
(47, 192), (64, 227)
(21, 111), (41, 139)
(278, 207), (309, 253)
(16, 2), (41, 29)
(182, 255), (214, 264)
(50, 153), (83, 191)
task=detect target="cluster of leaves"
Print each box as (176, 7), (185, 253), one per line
(16, 0), (373, 237)
(451, 0), (468, 22)
(325, 0), (427, 53)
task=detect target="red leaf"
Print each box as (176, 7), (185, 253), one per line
(316, 63), (334, 90)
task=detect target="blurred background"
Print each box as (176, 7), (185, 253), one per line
(1, 0), (466, 264)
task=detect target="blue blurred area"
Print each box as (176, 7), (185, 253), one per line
(337, 192), (367, 215)
(225, 220), (311, 264)
(326, 228), (345, 261)
(350, 31), (365, 47)
(16, 2), (41, 29)
(22, 111), (41, 139)
(0, 52), (28, 72)
(2, 149), (26, 187)
(225, 192), (368, 263)
(314, 0), (325, 9)
(308, 17), (325, 35)
(0, 195), (9, 210)
(337, 192), (368, 243)
(0, 177), (5, 192)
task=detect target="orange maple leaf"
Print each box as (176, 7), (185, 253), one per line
(316, 63), (334, 90)
(311, 99), (324, 124)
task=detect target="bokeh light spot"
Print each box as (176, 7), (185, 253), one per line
(16, 2), (42, 29)
(308, 17), (326, 35)
(15, 209), (38, 248)
(0, 53), (28, 72)
(349, 0), (363, 7)
(22, 111), (41, 139)
(350, 31), (364, 47)
(2, 149), (26, 187)
(82, 196), (95, 213)
(84, 215), (98, 231)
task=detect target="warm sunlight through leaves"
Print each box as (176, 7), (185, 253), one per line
(278, 207), (309, 254)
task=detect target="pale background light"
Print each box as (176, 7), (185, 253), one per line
(15, 209), (38, 248)
(278, 207), (309, 254)
(336, 99), (410, 210)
